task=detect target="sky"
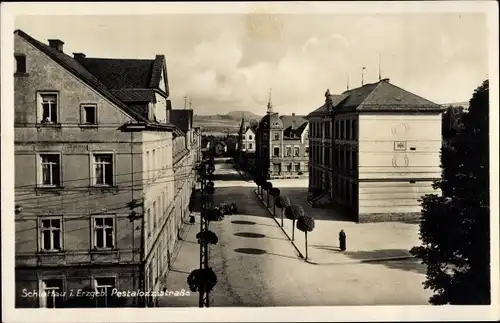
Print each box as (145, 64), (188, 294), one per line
(15, 12), (489, 115)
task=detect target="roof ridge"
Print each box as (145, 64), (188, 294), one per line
(82, 57), (155, 62)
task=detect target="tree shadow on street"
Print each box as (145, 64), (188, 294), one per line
(234, 232), (287, 241)
(233, 247), (298, 260)
(343, 249), (426, 274)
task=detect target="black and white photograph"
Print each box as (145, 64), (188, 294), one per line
(1, 1), (498, 322)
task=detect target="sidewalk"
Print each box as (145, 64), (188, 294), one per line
(254, 189), (420, 265)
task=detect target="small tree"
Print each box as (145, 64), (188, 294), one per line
(296, 216), (315, 260)
(275, 196), (291, 227)
(269, 188), (280, 215)
(263, 182), (273, 206)
(284, 204), (304, 241)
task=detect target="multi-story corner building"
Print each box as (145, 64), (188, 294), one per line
(13, 30), (199, 308)
(306, 79), (443, 222)
(255, 97), (309, 179)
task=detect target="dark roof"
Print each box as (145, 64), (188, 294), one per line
(170, 109), (193, 134)
(337, 79), (441, 111)
(110, 89), (156, 102)
(280, 115), (308, 138)
(259, 113), (282, 128)
(307, 79), (442, 117)
(76, 55), (168, 96)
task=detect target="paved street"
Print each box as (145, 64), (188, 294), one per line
(158, 165), (432, 307)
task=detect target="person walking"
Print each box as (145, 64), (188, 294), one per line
(339, 229), (346, 251)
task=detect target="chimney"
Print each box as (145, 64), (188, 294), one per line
(73, 53), (86, 60)
(292, 113), (295, 116)
(291, 120), (296, 129)
(381, 78), (390, 83)
(48, 39), (64, 52)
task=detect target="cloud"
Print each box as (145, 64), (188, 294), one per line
(15, 13), (489, 113)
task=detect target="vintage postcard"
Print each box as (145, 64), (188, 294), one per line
(1, 1), (499, 322)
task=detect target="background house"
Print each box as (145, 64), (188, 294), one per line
(255, 97), (309, 180)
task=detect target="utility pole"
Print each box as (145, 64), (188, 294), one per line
(197, 158), (215, 307)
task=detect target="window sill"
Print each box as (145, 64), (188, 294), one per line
(89, 186), (119, 194)
(14, 72), (30, 77)
(37, 250), (64, 255)
(35, 186), (64, 195)
(36, 123), (62, 131)
(79, 124), (99, 129)
(91, 248), (117, 253)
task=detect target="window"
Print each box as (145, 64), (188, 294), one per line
(40, 218), (62, 251)
(81, 105), (97, 124)
(40, 278), (64, 308)
(153, 201), (157, 228)
(93, 154), (113, 186)
(287, 163), (292, 172)
(295, 163), (301, 172)
(152, 149), (156, 178)
(305, 146), (309, 156)
(285, 147), (291, 157)
(248, 143), (253, 149)
(273, 147), (280, 157)
(93, 216), (114, 249)
(147, 208), (152, 237)
(94, 277), (116, 308)
(242, 143), (246, 150)
(249, 135), (253, 140)
(39, 93), (58, 124)
(39, 153), (61, 187)
(274, 133), (280, 141)
(148, 260), (154, 289)
(294, 147), (300, 157)
(15, 54), (27, 74)
(273, 163), (281, 172)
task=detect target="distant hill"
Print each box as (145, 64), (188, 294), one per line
(226, 111), (261, 120)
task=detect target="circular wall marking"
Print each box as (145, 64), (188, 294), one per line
(391, 123), (409, 136)
(392, 155), (409, 167)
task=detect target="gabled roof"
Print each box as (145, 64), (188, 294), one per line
(279, 114), (308, 138)
(14, 29), (178, 131)
(75, 55), (168, 97)
(307, 94), (350, 118)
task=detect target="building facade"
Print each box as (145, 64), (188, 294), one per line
(238, 119), (256, 153)
(256, 98), (309, 179)
(13, 30), (199, 308)
(307, 79), (443, 222)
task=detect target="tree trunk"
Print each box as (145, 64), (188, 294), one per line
(292, 220), (295, 241)
(305, 232), (308, 260)
(280, 209), (284, 227)
(267, 192), (270, 206)
(273, 202), (276, 216)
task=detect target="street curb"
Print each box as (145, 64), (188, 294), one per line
(252, 190), (417, 266)
(232, 163), (249, 181)
(253, 189), (307, 262)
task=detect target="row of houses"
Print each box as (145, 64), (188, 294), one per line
(244, 79), (443, 223)
(13, 30), (201, 308)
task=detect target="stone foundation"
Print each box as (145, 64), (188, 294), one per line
(357, 212), (421, 224)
